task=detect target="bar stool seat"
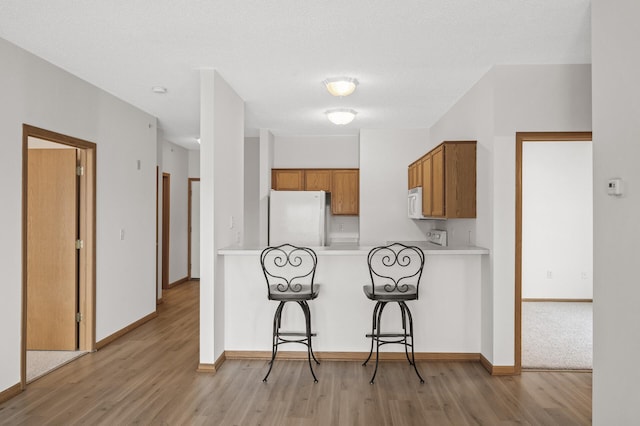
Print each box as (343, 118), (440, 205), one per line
(362, 243), (425, 384)
(363, 285), (418, 301)
(268, 285), (319, 301)
(260, 244), (320, 383)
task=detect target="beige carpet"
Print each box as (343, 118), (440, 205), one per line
(27, 350), (88, 383)
(522, 302), (592, 370)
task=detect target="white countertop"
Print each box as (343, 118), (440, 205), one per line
(218, 242), (489, 256)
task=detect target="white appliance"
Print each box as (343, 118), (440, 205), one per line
(426, 229), (448, 247)
(408, 187), (428, 219)
(269, 190), (327, 246)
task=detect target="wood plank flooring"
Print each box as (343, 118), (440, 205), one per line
(0, 280), (592, 425)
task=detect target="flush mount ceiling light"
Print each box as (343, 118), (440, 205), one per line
(323, 77), (359, 97)
(152, 86), (167, 94)
(326, 108), (357, 125)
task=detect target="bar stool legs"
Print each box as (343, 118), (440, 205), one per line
(400, 301), (425, 384)
(363, 301), (424, 384)
(262, 300), (320, 383)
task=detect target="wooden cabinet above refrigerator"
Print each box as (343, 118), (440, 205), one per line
(271, 168), (359, 216)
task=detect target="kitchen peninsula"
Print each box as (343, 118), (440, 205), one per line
(219, 243), (488, 359)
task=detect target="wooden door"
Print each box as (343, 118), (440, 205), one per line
(421, 154), (432, 216)
(304, 169), (331, 191)
(27, 148), (78, 350)
(162, 173), (170, 289)
(331, 169), (359, 215)
(431, 146), (445, 217)
(271, 169), (304, 190)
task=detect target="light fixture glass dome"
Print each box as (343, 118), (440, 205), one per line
(326, 108), (357, 125)
(323, 77), (359, 97)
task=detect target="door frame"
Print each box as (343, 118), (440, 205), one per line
(187, 178), (200, 280)
(21, 124), (97, 388)
(161, 173), (171, 289)
(515, 131), (592, 373)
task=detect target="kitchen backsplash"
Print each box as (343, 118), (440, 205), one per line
(442, 219), (476, 246)
(329, 215), (359, 244)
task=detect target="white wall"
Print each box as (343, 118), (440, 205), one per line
(522, 141), (593, 299)
(162, 139), (189, 283)
(0, 37), (157, 393)
(199, 70), (245, 365)
(259, 130), (275, 245)
(359, 129), (434, 245)
(429, 64), (592, 367)
(244, 137), (260, 245)
(428, 71), (496, 361)
(188, 149), (200, 178)
(592, 1), (640, 423)
(273, 134), (359, 168)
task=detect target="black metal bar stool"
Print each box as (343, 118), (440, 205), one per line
(260, 244), (320, 383)
(362, 243), (425, 384)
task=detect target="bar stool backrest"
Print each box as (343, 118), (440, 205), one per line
(260, 244), (318, 299)
(367, 243), (425, 298)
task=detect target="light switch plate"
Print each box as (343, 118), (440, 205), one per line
(607, 178), (622, 196)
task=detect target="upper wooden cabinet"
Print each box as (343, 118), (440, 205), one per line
(331, 169), (359, 215)
(272, 169), (304, 190)
(421, 153), (433, 215)
(304, 169), (332, 191)
(412, 141), (476, 219)
(271, 168), (359, 215)
(408, 160), (422, 189)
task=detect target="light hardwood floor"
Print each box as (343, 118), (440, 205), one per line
(0, 280), (591, 425)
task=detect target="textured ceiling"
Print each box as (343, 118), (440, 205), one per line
(0, 0), (591, 149)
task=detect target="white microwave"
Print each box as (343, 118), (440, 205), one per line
(408, 187), (427, 219)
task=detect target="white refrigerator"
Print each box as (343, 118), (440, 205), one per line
(269, 190), (327, 246)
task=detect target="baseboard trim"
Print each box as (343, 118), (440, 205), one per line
(523, 367), (592, 373)
(95, 311), (158, 350)
(480, 354), (518, 376)
(215, 352), (226, 370)
(197, 353), (226, 374)
(168, 276), (189, 288)
(197, 363), (216, 373)
(156, 297), (163, 305)
(0, 383), (22, 404)
(224, 351), (480, 362)
(522, 298), (593, 303)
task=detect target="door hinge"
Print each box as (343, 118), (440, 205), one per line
(76, 312), (83, 322)
(75, 239), (84, 249)
(76, 165), (84, 176)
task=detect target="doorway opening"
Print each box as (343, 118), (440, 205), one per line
(515, 131), (593, 372)
(22, 124), (96, 386)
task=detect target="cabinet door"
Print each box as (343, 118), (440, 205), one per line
(431, 146), (445, 217)
(444, 142), (476, 218)
(305, 169), (332, 191)
(331, 169), (359, 215)
(421, 154), (432, 216)
(408, 161), (423, 189)
(272, 169), (304, 190)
